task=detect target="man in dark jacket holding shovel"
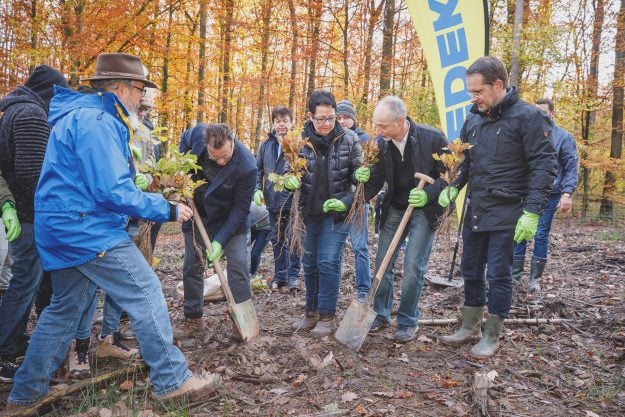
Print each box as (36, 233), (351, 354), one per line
(438, 56), (556, 358)
(357, 96), (448, 343)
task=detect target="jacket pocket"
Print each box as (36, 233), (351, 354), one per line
(488, 187), (525, 202)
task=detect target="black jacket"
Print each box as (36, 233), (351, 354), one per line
(299, 121), (362, 220)
(0, 86), (50, 223)
(453, 87), (557, 231)
(364, 118), (448, 230)
(255, 132), (293, 213)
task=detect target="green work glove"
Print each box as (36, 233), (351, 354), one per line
(322, 198), (347, 213)
(408, 189), (428, 208)
(134, 173), (149, 191)
(129, 143), (142, 163)
(354, 167), (370, 183)
(205, 240), (223, 263)
(284, 175), (301, 191)
(514, 210), (540, 243)
(438, 186), (459, 208)
(253, 189), (265, 206)
(1, 202), (21, 242)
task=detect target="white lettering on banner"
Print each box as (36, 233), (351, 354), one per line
(429, 0), (472, 140)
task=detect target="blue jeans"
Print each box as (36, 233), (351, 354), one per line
(101, 293), (123, 337)
(250, 228), (270, 276)
(373, 207), (434, 328)
(182, 220), (252, 318)
(8, 240), (191, 405)
(349, 206), (371, 296)
(302, 215), (349, 316)
(461, 226), (515, 318)
(268, 211), (301, 287)
(514, 193), (560, 262)
(0, 223), (43, 357)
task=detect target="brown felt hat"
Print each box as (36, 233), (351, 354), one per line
(84, 53), (157, 88)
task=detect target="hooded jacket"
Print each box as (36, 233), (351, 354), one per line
(35, 86), (175, 271)
(0, 65), (68, 223)
(255, 131), (293, 213)
(452, 87), (557, 231)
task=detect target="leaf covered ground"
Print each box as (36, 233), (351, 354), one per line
(1, 218), (624, 416)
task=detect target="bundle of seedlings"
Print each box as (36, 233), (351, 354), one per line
(432, 138), (472, 241)
(136, 146), (206, 263)
(346, 137), (379, 231)
(267, 129), (307, 257)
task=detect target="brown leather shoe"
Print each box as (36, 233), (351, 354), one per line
(173, 318), (205, 340)
(157, 373), (221, 400)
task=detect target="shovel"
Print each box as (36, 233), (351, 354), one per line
(335, 172), (434, 350)
(192, 204), (260, 343)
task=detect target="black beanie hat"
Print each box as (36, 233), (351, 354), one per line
(25, 65), (69, 109)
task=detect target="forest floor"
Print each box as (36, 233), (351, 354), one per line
(1, 217), (624, 417)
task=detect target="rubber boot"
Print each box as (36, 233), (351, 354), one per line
(469, 314), (504, 358)
(291, 311), (318, 331)
(310, 315), (335, 338)
(528, 260), (546, 292)
(440, 306), (483, 345)
(511, 258), (525, 283)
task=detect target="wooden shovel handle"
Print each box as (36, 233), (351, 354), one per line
(366, 172), (434, 302)
(191, 203), (235, 303)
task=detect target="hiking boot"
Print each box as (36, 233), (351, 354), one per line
(158, 373), (222, 400)
(69, 337), (91, 379)
(173, 317), (205, 340)
(528, 259), (546, 293)
(395, 325), (418, 343)
(310, 315), (334, 338)
(440, 306), (483, 345)
(0, 355), (18, 382)
(470, 314), (505, 358)
(369, 318), (390, 333)
(291, 312), (318, 331)
(356, 292), (368, 304)
(511, 258), (525, 283)
(119, 327), (136, 340)
(96, 332), (140, 360)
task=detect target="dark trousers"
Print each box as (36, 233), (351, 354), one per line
(460, 226), (515, 318)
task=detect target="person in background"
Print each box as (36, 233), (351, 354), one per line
(5, 53), (219, 412)
(249, 202), (271, 278)
(0, 169), (14, 304)
(512, 98), (579, 293)
(336, 99), (371, 303)
(288, 90), (362, 337)
(438, 56), (556, 358)
(254, 106), (301, 292)
(0, 65), (69, 383)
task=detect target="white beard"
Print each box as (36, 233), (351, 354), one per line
(127, 111), (141, 130)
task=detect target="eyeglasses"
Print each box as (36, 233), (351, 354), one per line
(129, 84), (147, 97)
(311, 115), (336, 125)
(207, 142), (235, 163)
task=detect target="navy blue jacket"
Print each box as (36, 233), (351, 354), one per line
(551, 124), (578, 195)
(179, 125), (256, 245)
(255, 131), (293, 213)
(351, 125), (371, 144)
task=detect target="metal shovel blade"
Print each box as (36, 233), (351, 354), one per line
(229, 300), (260, 342)
(334, 300), (378, 351)
(425, 273), (464, 288)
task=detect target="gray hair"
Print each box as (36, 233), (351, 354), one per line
(377, 96), (407, 120)
(90, 78), (133, 91)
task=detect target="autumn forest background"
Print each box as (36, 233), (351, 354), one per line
(0, 0), (623, 221)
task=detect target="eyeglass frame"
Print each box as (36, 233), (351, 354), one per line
(310, 115), (337, 125)
(207, 140), (236, 163)
(129, 84), (147, 97)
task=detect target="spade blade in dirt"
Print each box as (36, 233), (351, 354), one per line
(335, 172), (435, 351)
(425, 274), (464, 288)
(334, 300), (377, 350)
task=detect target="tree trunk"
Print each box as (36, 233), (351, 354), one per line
(160, 2), (175, 127)
(29, 0), (37, 73)
(361, 0), (385, 104)
(509, 0), (524, 86)
(306, 1), (322, 102)
(599, 0), (624, 218)
(342, 0), (349, 98)
(288, 0), (298, 111)
(197, 0), (208, 123)
(253, 1), (272, 154)
(379, 0), (394, 97)
(219, 0), (234, 124)
(581, 0), (605, 217)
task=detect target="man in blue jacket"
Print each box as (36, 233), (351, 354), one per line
(512, 98), (579, 292)
(254, 106), (301, 292)
(5, 53), (218, 411)
(178, 123), (256, 338)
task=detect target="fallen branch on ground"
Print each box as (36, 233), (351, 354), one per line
(418, 318), (574, 325)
